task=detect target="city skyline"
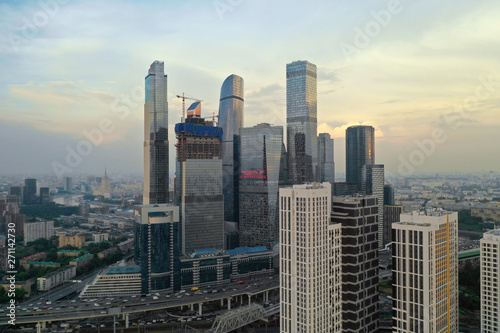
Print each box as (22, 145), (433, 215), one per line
(1, 0), (499, 177)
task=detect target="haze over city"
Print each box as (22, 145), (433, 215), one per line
(1, 0), (499, 176)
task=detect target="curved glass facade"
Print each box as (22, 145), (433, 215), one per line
(144, 61), (169, 204)
(218, 74), (244, 223)
(286, 60), (317, 184)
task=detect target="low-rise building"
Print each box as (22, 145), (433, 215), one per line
(117, 239), (134, 252)
(0, 280), (32, 297)
(81, 266), (141, 298)
(22, 261), (60, 270)
(19, 252), (47, 265)
(93, 233), (109, 242)
(69, 253), (94, 269)
(57, 249), (88, 258)
(37, 265), (77, 291)
(59, 235), (86, 249)
(97, 247), (118, 259)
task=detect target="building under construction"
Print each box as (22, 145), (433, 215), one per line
(175, 105), (225, 254)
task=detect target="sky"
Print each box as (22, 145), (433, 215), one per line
(0, 0), (499, 178)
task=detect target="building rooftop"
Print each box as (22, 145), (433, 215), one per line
(458, 249), (481, 260)
(107, 266), (141, 275)
(70, 254), (93, 262)
(24, 261), (59, 266)
(227, 246), (268, 255)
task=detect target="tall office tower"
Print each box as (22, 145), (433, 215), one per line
(346, 125), (375, 191)
(363, 164), (385, 248)
(332, 195), (379, 333)
(24, 220), (54, 243)
(1, 203), (26, 236)
(175, 111), (224, 254)
(135, 204), (180, 294)
(392, 209), (458, 333)
(218, 74), (244, 224)
(280, 183), (341, 333)
(39, 187), (50, 204)
(64, 177), (72, 192)
(481, 230), (500, 332)
(384, 184), (395, 205)
(23, 178), (37, 205)
(239, 123), (286, 249)
(383, 205), (403, 246)
(8, 186), (22, 205)
(286, 60), (318, 184)
(144, 60), (169, 205)
(317, 133), (335, 189)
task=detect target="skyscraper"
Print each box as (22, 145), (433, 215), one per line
(363, 164), (385, 248)
(481, 230), (500, 332)
(280, 183), (341, 333)
(239, 123), (286, 249)
(392, 209), (458, 333)
(144, 61), (169, 205)
(135, 204), (180, 294)
(346, 125), (375, 191)
(218, 74), (244, 224)
(286, 60), (318, 184)
(64, 177), (72, 192)
(23, 178), (37, 205)
(317, 133), (335, 189)
(332, 195), (379, 333)
(175, 110), (224, 254)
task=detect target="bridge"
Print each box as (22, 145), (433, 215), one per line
(207, 304), (279, 333)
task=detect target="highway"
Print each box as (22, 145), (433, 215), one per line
(0, 275), (280, 326)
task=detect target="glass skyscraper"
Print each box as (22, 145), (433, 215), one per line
(218, 74), (244, 224)
(175, 114), (224, 254)
(346, 125), (375, 191)
(143, 61), (169, 205)
(317, 133), (335, 186)
(362, 164), (385, 249)
(239, 123), (286, 249)
(286, 60), (317, 184)
(134, 204), (180, 294)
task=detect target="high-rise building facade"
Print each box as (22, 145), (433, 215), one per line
(383, 205), (403, 245)
(280, 183), (341, 333)
(392, 210), (458, 333)
(144, 61), (169, 205)
(24, 220), (54, 243)
(346, 125), (375, 191)
(39, 187), (50, 204)
(134, 204), (180, 294)
(64, 177), (72, 192)
(23, 178), (37, 205)
(317, 133), (335, 188)
(218, 74), (244, 223)
(286, 60), (317, 184)
(239, 123), (286, 249)
(384, 184), (395, 205)
(332, 195), (379, 333)
(175, 113), (224, 254)
(481, 229), (500, 333)
(363, 164), (385, 248)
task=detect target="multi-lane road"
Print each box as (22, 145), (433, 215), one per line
(1, 275), (280, 326)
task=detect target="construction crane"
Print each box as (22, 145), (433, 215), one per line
(205, 112), (219, 126)
(176, 93), (203, 122)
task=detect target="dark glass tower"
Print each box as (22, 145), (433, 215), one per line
(23, 178), (37, 205)
(346, 125), (375, 191)
(175, 112), (224, 254)
(135, 204), (180, 294)
(144, 61), (169, 205)
(286, 60), (317, 184)
(218, 74), (244, 223)
(239, 123), (286, 249)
